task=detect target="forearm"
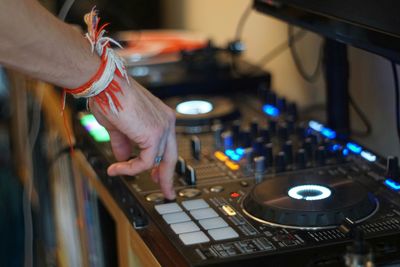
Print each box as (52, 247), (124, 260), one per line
(0, 0), (100, 88)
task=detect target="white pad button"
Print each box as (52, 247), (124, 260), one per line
(182, 199), (209, 210)
(190, 208), (219, 220)
(199, 217), (228, 230)
(162, 212), (191, 224)
(208, 227), (239, 241)
(155, 203), (182, 214)
(179, 231), (210, 245)
(170, 221), (200, 234)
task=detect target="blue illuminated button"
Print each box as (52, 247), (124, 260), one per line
(385, 179), (400, 191)
(385, 156), (400, 182)
(321, 128), (336, 139)
(346, 142), (362, 154)
(308, 120), (336, 139)
(235, 147), (245, 156)
(262, 104), (280, 117)
(360, 151), (377, 162)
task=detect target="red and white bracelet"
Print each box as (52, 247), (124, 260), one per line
(62, 8), (129, 114)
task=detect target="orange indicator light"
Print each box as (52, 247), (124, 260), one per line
(214, 151), (228, 162)
(225, 160), (239, 171)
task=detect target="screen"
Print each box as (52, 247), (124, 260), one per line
(254, 0), (400, 61)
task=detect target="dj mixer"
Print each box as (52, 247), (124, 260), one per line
(76, 91), (400, 266)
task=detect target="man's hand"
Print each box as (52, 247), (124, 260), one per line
(0, 0), (178, 198)
(89, 77), (177, 200)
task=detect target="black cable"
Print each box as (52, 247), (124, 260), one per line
(287, 25), (371, 136)
(349, 94), (372, 136)
(288, 25), (322, 83)
(391, 61), (400, 145)
(256, 28), (306, 69)
(234, 3), (253, 41)
(234, 28), (307, 76)
(229, 3), (253, 77)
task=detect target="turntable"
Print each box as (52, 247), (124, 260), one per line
(242, 174), (379, 230)
(76, 92), (400, 266)
(166, 96), (240, 133)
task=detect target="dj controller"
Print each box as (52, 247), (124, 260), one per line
(76, 91), (400, 266)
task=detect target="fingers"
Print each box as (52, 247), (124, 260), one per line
(155, 127), (178, 200)
(107, 139), (158, 176)
(108, 129), (132, 161)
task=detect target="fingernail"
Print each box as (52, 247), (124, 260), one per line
(107, 165), (116, 176)
(168, 190), (176, 200)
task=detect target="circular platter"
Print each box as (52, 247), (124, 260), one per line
(242, 174), (379, 230)
(166, 96), (240, 133)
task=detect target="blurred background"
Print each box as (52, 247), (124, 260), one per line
(1, 1), (399, 266)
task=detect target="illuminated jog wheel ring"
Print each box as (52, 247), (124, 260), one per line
(165, 96), (240, 133)
(176, 100), (213, 115)
(288, 185), (331, 201)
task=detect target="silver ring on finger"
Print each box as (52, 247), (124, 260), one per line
(154, 155), (163, 166)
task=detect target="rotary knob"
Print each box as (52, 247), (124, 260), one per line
(275, 151), (286, 173)
(386, 156), (399, 182)
(212, 122), (223, 149)
(222, 131), (233, 150)
(260, 126), (271, 143)
(190, 135), (201, 160)
(252, 137), (264, 156)
(316, 145), (327, 166)
(283, 140), (293, 164)
(250, 119), (259, 138)
(239, 128), (251, 148)
(231, 120), (241, 146)
(185, 165), (197, 186)
(296, 148), (307, 169)
(263, 143), (274, 167)
(254, 156), (266, 184)
(175, 156), (186, 175)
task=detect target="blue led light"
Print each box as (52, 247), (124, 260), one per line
(309, 121), (323, 132)
(321, 128), (336, 139)
(309, 120), (336, 139)
(346, 142), (362, 154)
(235, 147), (245, 156)
(262, 104), (280, 117)
(225, 149), (235, 157)
(361, 151), (377, 162)
(342, 148), (349, 156)
(230, 154), (241, 161)
(225, 149), (243, 162)
(224, 137), (233, 150)
(385, 179), (400, 191)
(331, 144), (341, 151)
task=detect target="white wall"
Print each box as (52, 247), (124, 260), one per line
(162, 0), (400, 158)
